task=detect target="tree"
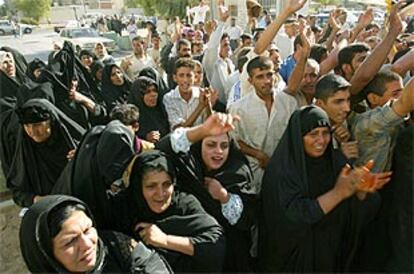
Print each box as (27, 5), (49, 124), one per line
(319, 0), (340, 6)
(13, 0), (52, 22)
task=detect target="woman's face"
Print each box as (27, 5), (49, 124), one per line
(193, 65), (203, 87)
(23, 120), (52, 143)
(52, 210), (98, 273)
(142, 170), (174, 214)
(201, 134), (230, 171)
(95, 43), (104, 56)
(33, 68), (42, 79)
(143, 85), (158, 107)
(110, 66), (124, 86)
(81, 55), (93, 68)
(303, 127), (331, 158)
(95, 68), (103, 81)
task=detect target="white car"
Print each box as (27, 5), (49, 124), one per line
(0, 20), (36, 35)
(59, 27), (117, 53)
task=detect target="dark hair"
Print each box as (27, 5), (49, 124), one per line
(310, 44), (328, 63)
(363, 69), (402, 98)
(110, 104), (140, 126)
(177, 39), (191, 51)
(132, 36), (144, 43)
(338, 43), (370, 68)
(48, 203), (87, 238)
(392, 48), (412, 64)
(221, 32), (230, 42)
(366, 23), (380, 31)
(174, 58), (195, 74)
(238, 55), (249, 72)
(293, 34), (303, 52)
(246, 56), (273, 77)
(140, 165), (173, 186)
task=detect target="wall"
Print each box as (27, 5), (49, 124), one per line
(0, 200), (26, 273)
(0, 163), (26, 273)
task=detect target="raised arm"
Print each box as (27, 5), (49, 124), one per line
(349, 3), (403, 95)
(285, 30), (311, 96)
(254, 0), (308, 55)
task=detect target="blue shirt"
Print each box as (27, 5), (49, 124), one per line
(279, 55), (296, 83)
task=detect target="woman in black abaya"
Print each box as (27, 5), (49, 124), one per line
(128, 76), (170, 143)
(122, 150), (226, 273)
(20, 195), (172, 273)
(7, 99), (85, 207)
(258, 106), (391, 272)
(101, 63), (131, 111)
(156, 113), (257, 272)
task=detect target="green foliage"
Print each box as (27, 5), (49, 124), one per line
(318, 0), (340, 6)
(13, 0), (52, 22)
(126, 0), (200, 18)
(20, 17), (38, 25)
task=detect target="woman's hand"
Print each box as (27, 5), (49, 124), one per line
(204, 177), (229, 204)
(136, 223), (168, 248)
(200, 112), (240, 136)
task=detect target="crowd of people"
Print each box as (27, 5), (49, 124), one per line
(0, 0), (413, 272)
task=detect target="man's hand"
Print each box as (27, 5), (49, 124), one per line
(357, 8), (374, 29)
(332, 125), (351, 143)
(218, 4), (230, 23)
(286, 0), (308, 14)
(255, 150), (270, 169)
(389, 1), (405, 35)
(341, 141), (359, 160)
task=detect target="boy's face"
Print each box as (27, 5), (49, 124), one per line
(173, 66), (194, 94)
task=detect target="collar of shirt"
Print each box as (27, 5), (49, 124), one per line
(172, 86), (200, 102)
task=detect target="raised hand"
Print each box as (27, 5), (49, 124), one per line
(201, 112), (240, 136)
(389, 0), (404, 34)
(218, 3), (230, 23)
(287, 0), (308, 13)
(357, 8), (374, 29)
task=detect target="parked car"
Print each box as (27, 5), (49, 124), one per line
(59, 27), (117, 53)
(0, 20), (36, 35)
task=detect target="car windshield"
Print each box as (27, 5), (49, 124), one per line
(70, 28), (99, 38)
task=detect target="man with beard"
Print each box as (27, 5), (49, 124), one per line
(121, 36), (156, 80)
(295, 58), (320, 107)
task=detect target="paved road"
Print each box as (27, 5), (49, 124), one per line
(0, 28), (131, 63)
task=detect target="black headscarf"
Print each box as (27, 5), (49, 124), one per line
(139, 67), (169, 95)
(7, 99), (85, 207)
(101, 63), (131, 110)
(129, 76), (170, 140)
(91, 60), (105, 85)
(0, 46), (28, 84)
(26, 58), (48, 82)
(20, 195), (106, 273)
(259, 106), (360, 272)
(124, 150), (226, 272)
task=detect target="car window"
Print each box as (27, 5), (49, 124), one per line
(71, 28), (99, 38)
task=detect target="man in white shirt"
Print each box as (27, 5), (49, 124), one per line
(120, 36), (156, 80)
(202, 5), (234, 105)
(189, 0), (210, 25)
(163, 58), (209, 130)
(229, 56), (298, 193)
(227, 17), (243, 51)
